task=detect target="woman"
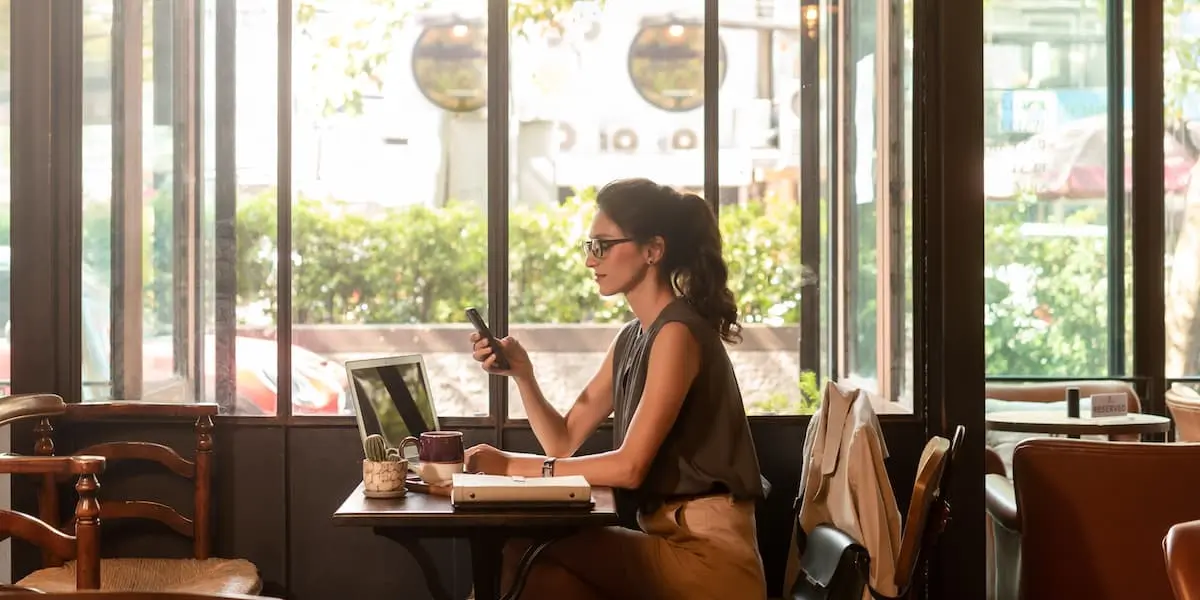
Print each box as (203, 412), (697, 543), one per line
(466, 178), (766, 600)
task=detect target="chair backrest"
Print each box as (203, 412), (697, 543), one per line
(36, 403), (219, 562)
(1013, 439), (1200, 600)
(1165, 520), (1200, 600)
(1165, 385), (1200, 442)
(0, 394), (104, 589)
(0, 453), (105, 590)
(892, 429), (956, 593)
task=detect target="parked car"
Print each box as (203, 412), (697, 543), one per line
(0, 246), (349, 415)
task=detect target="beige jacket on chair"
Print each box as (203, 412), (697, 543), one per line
(784, 381), (902, 598)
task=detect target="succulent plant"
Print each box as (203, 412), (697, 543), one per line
(362, 434), (402, 462)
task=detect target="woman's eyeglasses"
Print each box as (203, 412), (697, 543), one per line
(582, 238), (633, 260)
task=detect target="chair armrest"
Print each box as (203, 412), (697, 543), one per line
(0, 455), (105, 476)
(64, 401), (218, 422)
(985, 474), (1019, 532)
(0, 394), (66, 429)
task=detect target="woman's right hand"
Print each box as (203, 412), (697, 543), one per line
(469, 332), (533, 381)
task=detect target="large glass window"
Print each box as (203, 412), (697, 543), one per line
(818, 0), (915, 410)
(86, 0), (201, 403)
(505, 3), (707, 418)
(81, 0), (114, 400)
(982, 0), (1130, 378)
(0, 0), (11, 397)
(205, 0), (282, 416)
(288, 1), (490, 418)
(1164, 0), (1200, 382)
(89, 0), (921, 418)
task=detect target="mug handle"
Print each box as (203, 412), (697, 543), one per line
(398, 436), (421, 472)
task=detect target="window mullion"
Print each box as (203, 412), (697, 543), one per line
(834, 0), (853, 382)
(799, 0), (822, 376)
(1105, 0), (1126, 376)
(277, 0), (294, 420)
(487, 0), (509, 433)
(704, 0), (718, 214)
(876, 0), (906, 402)
(213, 0), (238, 415)
(172, 0), (199, 394)
(111, 0), (144, 402)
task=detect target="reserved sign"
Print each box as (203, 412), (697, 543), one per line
(1090, 393), (1129, 418)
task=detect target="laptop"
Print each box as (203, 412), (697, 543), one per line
(345, 355), (440, 461)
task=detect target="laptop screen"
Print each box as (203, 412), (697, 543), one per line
(346, 356), (439, 449)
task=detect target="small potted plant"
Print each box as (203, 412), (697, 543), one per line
(361, 434), (407, 499)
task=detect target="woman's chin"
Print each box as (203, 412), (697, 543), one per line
(594, 280), (622, 297)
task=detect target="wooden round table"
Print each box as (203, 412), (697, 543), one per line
(985, 410), (1171, 437)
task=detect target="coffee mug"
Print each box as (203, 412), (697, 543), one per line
(362, 458), (407, 498)
(400, 431), (465, 486)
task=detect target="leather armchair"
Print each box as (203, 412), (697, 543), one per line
(1165, 520), (1200, 600)
(1166, 384), (1200, 442)
(986, 439), (1200, 599)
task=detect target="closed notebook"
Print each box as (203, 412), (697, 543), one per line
(451, 473), (591, 505)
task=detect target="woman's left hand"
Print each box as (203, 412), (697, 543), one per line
(465, 443), (512, 475)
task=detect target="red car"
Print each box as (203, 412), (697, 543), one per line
(0, 332), (348, 416)
(0, 246), (349, 415)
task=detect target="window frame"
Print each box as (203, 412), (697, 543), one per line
(72, 0), (925, 423)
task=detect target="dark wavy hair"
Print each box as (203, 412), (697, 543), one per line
(595, 178), (742, 344)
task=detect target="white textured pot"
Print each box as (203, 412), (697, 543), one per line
(362, 459), (407, 498)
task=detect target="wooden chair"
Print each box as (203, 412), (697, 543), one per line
(883, 425), (962, 598)
(0, 394), (105, 591)
(788, 426), (964, 600)
(15, 403), (261, 595)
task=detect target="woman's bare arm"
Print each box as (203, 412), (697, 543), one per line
(504, 322), (699, 488)
(515, 337), (618, 457)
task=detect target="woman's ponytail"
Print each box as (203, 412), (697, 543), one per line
(670, 193), (742, 344)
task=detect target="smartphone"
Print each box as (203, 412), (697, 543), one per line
(465, 307), (509, 370)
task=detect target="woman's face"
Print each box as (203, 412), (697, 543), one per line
(584, 210), (648, 297)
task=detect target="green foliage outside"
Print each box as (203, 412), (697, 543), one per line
(55, 0), (1193, 415)
(983, 200), (1119, 377)
(231, 187), (813, 328)
(55, 186), (1123, 413)
(234, 187), (821, 412)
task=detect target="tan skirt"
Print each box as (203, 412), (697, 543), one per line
(506, 494), (767, 600)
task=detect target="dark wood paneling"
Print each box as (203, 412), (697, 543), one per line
(214, 426), (287, 593)
(287, 426), (489, 600)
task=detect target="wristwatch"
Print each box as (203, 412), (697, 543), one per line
(542, 456), (557, 478)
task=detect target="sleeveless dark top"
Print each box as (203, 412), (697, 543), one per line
(611, 299), (764, 512)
